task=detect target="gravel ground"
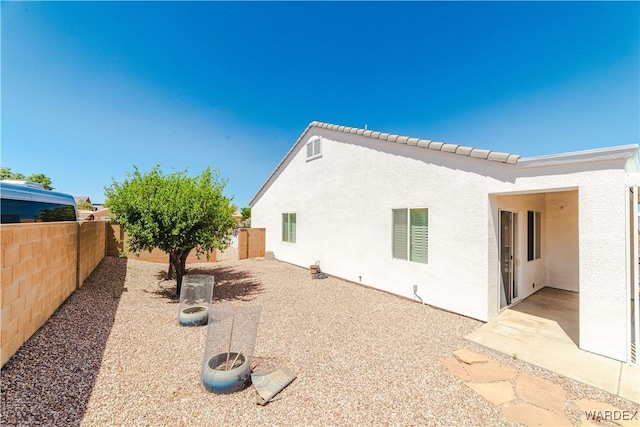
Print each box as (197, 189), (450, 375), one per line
(2, 257), (638, 426)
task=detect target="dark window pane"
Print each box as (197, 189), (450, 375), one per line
(527, 210), (534, 261)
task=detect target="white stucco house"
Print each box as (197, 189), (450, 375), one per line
(250, 121), (640, 365)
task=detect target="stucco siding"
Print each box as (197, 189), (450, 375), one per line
(252, 125), (636, 362)
(253, 130), (494, 321)
(577, 170), (628, 361)
(545, 191), (579, 292)
(486, 165), (629, 361)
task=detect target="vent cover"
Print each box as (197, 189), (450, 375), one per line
(306, 137), (322, 161)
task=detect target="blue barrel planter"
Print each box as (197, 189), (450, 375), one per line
(201, 352), (251, 393)
(179, 305), (209, 326)
(178, 274), (214, 327)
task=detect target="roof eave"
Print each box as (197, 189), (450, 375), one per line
(250, 120), (520, 206)
(516, 144), (639, 168)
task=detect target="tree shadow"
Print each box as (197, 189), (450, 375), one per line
(0, 256), (127, 427)
(189, 265), (264, 302)
(146, 284), (180, 302)
(146, 269), (180, 303)
(144, 263), (264, 303)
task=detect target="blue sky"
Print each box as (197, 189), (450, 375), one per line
(2, 2), (638, 206)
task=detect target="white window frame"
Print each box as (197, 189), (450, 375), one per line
(527, 210), (541, 261)
(282, 212), (296, 243)
(392, 207), (429, 264)
(305, 137), (322, 161)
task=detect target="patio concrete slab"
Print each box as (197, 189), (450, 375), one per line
(619, 363), (640, 404)
(466, 288), (640, 404)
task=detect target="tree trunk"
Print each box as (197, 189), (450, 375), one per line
(172, 249), (192, 296)
(168, 252), (177, 280)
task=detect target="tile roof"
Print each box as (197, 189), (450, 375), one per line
(249, 121), (521, 206)
(310, 121), (521, 164)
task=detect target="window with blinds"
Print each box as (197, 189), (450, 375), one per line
(306, 137), (322, 161)
(393, 208), (428, 264)
(393, 209), (408, 260)
(282, 213), (296, 243)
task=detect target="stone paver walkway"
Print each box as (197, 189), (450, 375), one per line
(465, 292), (640, 405)
(442, 349), (640, 427)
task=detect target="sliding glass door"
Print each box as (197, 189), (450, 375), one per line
(500, 210), (518, 310)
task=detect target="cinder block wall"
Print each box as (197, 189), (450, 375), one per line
(106, 222), (124, 257)
(107, 223), (217, 264)
(238, 228), (266, 259)
(78, 221), (107, 287)
(1, 223), (78, 366)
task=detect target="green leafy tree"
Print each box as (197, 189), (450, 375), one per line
(240, 207), (251, 227)
(240, 207), (251, 221)
(0, 167), (24, 181)
(27, 173), (53, 190)
(77, 200), (95, 211)
(1, 167), (54, 190)
(105, 165), (236, 295)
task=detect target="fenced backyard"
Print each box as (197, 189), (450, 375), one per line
(1, 221), (105, 366)
(1, 222), (265, 367)
(2, 256), (637, 426)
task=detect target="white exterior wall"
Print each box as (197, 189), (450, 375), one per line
(545, 191), (579, 292)
(252, 127), (635, 362)
(491, 193), (548, 310)
(487, 189), (579, 318)
(576, 169), (628, 361)
(253, 130), (498, 321)
(486, 164), (629, 361)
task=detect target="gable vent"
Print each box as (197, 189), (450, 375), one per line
(306, 137), (322, 161)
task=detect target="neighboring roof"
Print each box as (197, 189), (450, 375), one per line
(249, 121), (520, 206)
(74, 196), (91, 204)
(93, 208), (111, 220)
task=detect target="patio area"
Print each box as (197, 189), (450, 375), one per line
(466, 287), (640, 404)
(1, 257), (638, 426)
